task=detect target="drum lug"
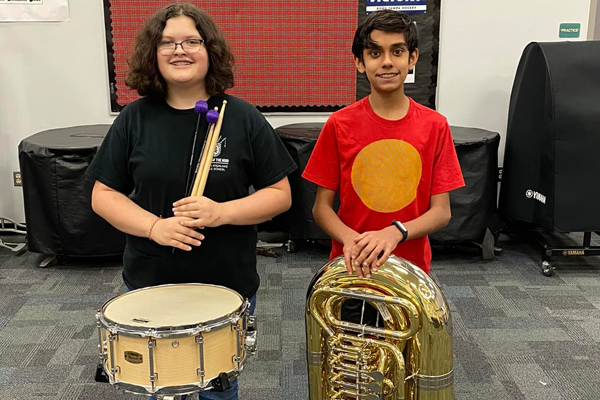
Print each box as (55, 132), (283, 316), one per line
(96, 322), (105, 362)
(148, 339), (158, 390)
(233, 324), (242, 369)
(196, 334), (205, 386)
(108, 333), (118, 377)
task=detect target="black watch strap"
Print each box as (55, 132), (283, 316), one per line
(391, 220), (408, 243)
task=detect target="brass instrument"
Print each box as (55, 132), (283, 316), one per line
(306, 255), (453, 400)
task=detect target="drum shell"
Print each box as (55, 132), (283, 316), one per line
(99, 320), (243, 390)
(96, 284), (247, 395)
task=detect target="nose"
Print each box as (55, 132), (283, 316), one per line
(381, 51), (393, 67)
(173, 43), (186, 55)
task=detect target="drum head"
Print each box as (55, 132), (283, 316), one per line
(102, 284), (243, 328)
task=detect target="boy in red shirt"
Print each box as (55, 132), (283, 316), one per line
(302, 10), (464, 317)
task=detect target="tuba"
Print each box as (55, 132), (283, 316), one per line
(306, 255), (453, 400)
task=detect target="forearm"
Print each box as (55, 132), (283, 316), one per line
(313, 203), (357, 244)
(91, 186), (158, 238)
(403, 206), (451, 241)
(219, 187), (291, 226)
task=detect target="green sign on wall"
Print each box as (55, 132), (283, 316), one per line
(559, 23), (581, 38)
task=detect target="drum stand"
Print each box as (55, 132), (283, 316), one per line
(0, 217), (27, 254)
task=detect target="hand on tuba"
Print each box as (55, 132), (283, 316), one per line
(350, 225), (404, 277)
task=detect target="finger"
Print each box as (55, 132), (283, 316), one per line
(179, 220), (206, 229)
(173, 203), (197, 213)
(359, 253), (379, 278)
(177, 226), (205, 240)
(174, 233), (202, 247)
(172, 197), (195, 207)
(361, 262), (372, 279)
(355, 241), (377, 268)
(344, 249), (354, 275)
(354, 232), (367, 243)
(173, 210), (196, 217)
(354, 252), (367, 278)
(364, 244), (384, 272)
(352, 252), (363, 279)
(375, 248), (392, 269)
(351, 239), (368, 260)
(170, 239), (192, 251)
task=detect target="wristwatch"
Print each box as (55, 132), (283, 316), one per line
(391, 220), (408, 243)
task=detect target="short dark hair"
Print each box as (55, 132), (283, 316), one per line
(352, 10), (418, 62)
(125, 3), (234, 98)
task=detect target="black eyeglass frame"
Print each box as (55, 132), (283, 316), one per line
(157, 39), (205, 55)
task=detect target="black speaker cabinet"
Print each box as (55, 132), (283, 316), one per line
(430, 127), (500, 252)
(18, 125), (125, 262)
(499, 41), (600, 232)
(271, 123), (338, 241)
(499, 41), (600, 275)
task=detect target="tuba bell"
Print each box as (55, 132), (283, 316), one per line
(306, 255), (453, 400)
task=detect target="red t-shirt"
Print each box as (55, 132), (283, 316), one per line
(302, 97), (464, 273)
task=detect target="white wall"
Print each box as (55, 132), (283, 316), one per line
(437, 0), (592, 164)
(0, 0), (594, 222)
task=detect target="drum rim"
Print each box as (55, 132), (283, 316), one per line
(97, 283), (245, 335)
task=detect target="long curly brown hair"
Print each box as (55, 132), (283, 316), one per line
(125, 3), (234, 97)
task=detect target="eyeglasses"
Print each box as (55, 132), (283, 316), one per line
(157, 39), (205, 56)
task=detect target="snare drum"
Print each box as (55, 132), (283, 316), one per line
(96, 284), (257, 396)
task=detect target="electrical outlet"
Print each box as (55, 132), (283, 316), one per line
(497, 167), (503, 182)
(13, 171), (22, 186)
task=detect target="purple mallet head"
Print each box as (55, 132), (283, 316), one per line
(206, 109), (219, 124)
(194, 100), (208, 114)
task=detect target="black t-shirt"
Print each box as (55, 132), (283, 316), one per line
(87, 94), (296, 298)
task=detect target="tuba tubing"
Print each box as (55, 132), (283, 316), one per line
(305, 255), (453, 400)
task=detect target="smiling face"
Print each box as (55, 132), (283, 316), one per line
(156, 15), (209, 92)
(355, 29), (419, 96)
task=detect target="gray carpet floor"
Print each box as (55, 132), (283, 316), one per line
(1, 231), (599, 399)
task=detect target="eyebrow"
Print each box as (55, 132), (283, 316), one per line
(366, 41), (408, 49)
(161, 35), (203, 40)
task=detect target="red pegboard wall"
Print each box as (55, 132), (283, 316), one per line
(108, 1), (358, 109)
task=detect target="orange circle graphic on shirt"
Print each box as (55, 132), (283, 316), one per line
(351, 139), (422, 213)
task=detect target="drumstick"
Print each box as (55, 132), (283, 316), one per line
(184, 100), (208, 197)
(193, 100), (228, 197)
(190, 108), (220, 197)
(174, 105), (217, 254)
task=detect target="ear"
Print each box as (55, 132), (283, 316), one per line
(354, 56), (365, 74)
(409, 48), (419, 71)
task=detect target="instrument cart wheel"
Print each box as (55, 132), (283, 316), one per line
(286, 239), (296, 253)
(541, 261), (554, 277)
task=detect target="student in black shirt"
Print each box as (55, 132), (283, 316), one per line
(87, 4), (295, 399)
